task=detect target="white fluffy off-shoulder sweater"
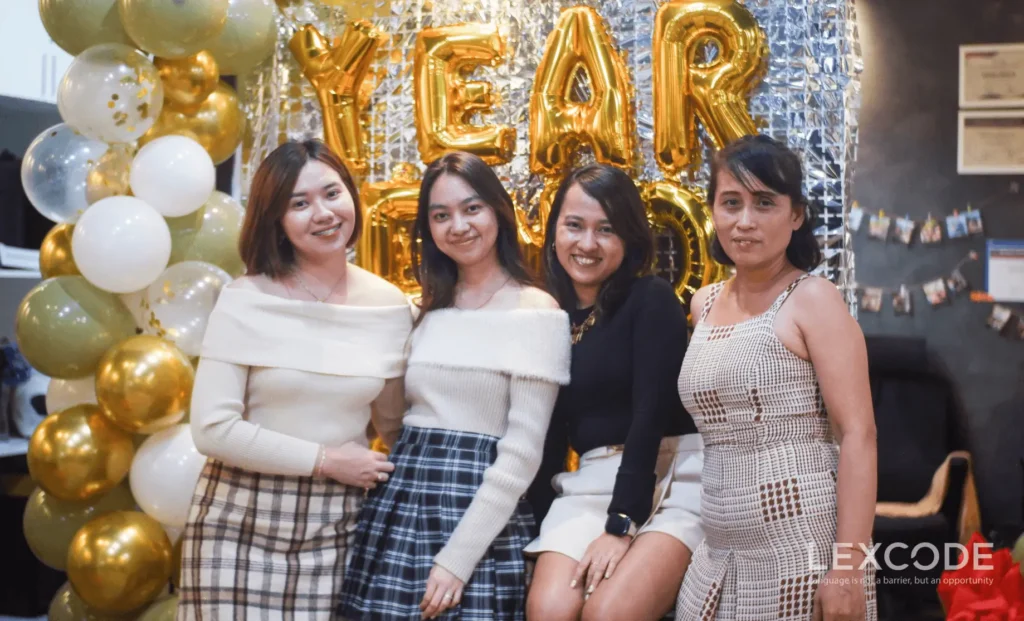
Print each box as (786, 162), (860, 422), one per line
(402, 308), (571, 582)
(189, 287), (413, 476)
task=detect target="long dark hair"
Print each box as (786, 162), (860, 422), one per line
(543, 164), (654, 319)
(412, 151), (535, 324)
(239, 139), (361, 277)
(708, 134), (822, 271)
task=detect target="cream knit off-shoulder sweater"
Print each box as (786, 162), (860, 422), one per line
(401, 307), (571, 582)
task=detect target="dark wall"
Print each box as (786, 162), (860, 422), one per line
(854, 0), (1024, 531)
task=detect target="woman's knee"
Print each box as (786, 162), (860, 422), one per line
(527, 582), (582, 621)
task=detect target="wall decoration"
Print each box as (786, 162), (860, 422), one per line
(958, 110), (1024, 175)
(959, 43), (1024, 109)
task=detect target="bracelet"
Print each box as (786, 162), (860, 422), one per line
(313, 445), (327, 478)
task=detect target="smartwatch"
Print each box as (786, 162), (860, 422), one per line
(604, 513), (637, 538)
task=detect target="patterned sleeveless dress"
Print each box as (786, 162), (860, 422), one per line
(675, 275), (877, 620)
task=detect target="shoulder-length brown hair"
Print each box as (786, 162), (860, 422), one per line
(412, 151), (535, 325)
(238, 139), (361, 277)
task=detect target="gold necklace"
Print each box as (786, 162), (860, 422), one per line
(292, 271), (346, 303)
(455, 275), (511, 310)
(571, 310), (597, 345)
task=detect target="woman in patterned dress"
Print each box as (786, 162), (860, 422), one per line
(676, 135), (878, 620)
(177, 140), (413, 620)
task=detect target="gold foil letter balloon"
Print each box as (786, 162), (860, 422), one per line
(356, 165), (422, 296)
(530, 6), (636, 176)
(653, 0), (768, 175)
(414, 23), (515, 165)
(289, 22), (385, 176)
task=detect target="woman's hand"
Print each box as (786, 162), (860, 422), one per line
(572, 532), (631, 596)
(319, 442), (394, 489)
(813, 568), (867, 621)
(420, 564), (464, 619)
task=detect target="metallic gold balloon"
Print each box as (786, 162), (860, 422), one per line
(119, 0), (229, 59)
(516, 179), (559, 273)
(23, 484), (136, 570)
(48, 581), (136, 621)
(653, 0), (768, 175)
(166, 191), (246, 276)
(16, 276), (138, 379)
(155, 52), (220, 115)
(414, 24), (515, 165)
(39, 223), (80, 279)
(643, 181), (729, 314)
(27, 404), (135, 502)
(95, 335), (195, 435)
(39, 0), (134, 57)
(67, 511), (173, 614)
(86, 144), (135, 205)
(356, 165), (421, 296)
(530, 6), (636, 176)
(140, 82), (244, 165)
(205, 0), (277, 76)
(289, 21), (385, 176)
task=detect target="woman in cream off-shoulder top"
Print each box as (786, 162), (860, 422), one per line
(176, 140), (414, 620)
(340, 151), (572, 621)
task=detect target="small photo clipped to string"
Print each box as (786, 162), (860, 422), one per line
(861, 287), (883, 312)
(920, 214), (942, 244)
(923, 278), (948, 306)
(986, 304), (1013, 333)
(946, 268), (970, 297)
(848, 202), (865, 232)
(946, 210), (969, 240)
(893, 285), (912, 315)
(869, 210), (891, 241)
(964, 205), (984, 236)
(894, 216), (916, 245)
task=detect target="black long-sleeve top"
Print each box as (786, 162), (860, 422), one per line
(527, 275), (699, 529)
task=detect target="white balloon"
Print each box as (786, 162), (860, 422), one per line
(130, 424), (206, 529)
(143, 261), (233, 357)
(72, 196), (171, 293)
(162, 524), (183, 545)
(57, 43), (163, 144)
(130, 136), (216, 217)
(119, 289), (150, 331)
(20, 123), (110, 223)
(46, 376), (98, 413)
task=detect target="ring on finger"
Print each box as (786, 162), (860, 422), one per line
(442, 592), (453, 602)
(377, 472), (387, 482)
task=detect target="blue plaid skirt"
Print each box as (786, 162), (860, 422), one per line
(339, 426), (534, 620)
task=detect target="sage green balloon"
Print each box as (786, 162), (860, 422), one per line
(205, 0), (277, 76)
(166, 191), (246, 277)
(23, 484), (137, 570)
(15, 275), (138, 379)
(39, 0), (134, 57)
(119, 0), (229, 59)
(136, 595), (180, 621)
(1013, 533), (1024, 576)
(48, 582), (136, 621)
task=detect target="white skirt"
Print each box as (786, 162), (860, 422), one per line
(525, 434), (705, 562)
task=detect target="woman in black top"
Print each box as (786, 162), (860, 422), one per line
(525, 164), (704, 621)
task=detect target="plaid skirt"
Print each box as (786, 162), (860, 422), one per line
(177, 460), (362, 620)
(339, 426), (534, 621)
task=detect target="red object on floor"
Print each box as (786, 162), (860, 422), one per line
(938, 532), (1024, 620)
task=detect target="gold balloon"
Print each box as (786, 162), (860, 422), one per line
(27, 404), (135, 502)
(39, 223), (80, 279)
(653, 0), (768, 175)
(48, 582), (136, 621)
(205, 0), (277, 76)
(643, 181), (729, 314)
(39, 0), (134, 57)
(86, 144), (135, 205)
(96, 335), (195, 435)
(516, 179), (559, 273)
(530, 6), (636, 176)
(289, 21), (385, 176)
(67, 511), (173, 614)
(140, 81), (244, 164)
(356, 165), (422, 296)
(155, 52), (220, 115)
(166, 191), (246, 276)
(414, 23), (515, 165)
(119, 0), (229, 59)
(23, 484), (136, 570)
(16, 276), (138, 379)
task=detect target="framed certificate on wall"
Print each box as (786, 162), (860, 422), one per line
(960, 43), (1024, 108)
(958, 111), (1024, 174)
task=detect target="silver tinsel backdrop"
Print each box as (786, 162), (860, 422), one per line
(240, 0), (862, 304)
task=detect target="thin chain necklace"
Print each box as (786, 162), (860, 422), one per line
(292, 270), (346, 303)
(455, 275), (511, 310)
